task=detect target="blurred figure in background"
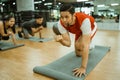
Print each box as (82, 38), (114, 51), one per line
(18, 14), (44, 39)
(0, 14), (17, 45)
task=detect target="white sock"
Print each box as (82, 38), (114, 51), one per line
(89, 40), (95, 50)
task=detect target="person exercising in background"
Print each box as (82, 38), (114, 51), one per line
(0, 14), (17, 45)
(54, 4), (97, 77)
(18, 14), (44, 39)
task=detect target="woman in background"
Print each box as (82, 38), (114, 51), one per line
(0, 14), (17, 45)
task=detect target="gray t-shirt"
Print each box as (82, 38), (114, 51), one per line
(21, 19), (42, 34)
(22, 19), (42, 29)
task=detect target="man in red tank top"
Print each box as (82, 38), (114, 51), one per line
(54, 4), (97, 77)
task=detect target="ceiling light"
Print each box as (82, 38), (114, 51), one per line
(44, 3), (52, 6)
(34, 1), (42, 4)
(77, 0), (88, 2)
(111, 3), (119, 6)
(97, 4), (105, 7)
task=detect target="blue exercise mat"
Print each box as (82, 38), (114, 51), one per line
(0, 41), (24, 51)
(33, 45), (110, 80)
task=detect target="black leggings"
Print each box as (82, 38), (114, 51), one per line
(0, 36), (9, 40)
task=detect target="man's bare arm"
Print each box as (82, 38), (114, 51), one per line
(55, 32), (71, 47)
(80, 34), (90, 69)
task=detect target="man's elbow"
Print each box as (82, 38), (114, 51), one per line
(64, 43), (71, 47)
(31, 33), (35, 36)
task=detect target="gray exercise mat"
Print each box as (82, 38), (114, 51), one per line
(29, 37), (52, 42)
(0, 41), (24, 51)
(16, 34), (52, 42)
(33, 45), (110, 80)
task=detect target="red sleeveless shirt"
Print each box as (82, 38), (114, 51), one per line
(60, 12), (95, 41)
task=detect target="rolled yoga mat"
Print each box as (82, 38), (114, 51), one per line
(0, 41), (24, 51)
(33, 45), (110, 80)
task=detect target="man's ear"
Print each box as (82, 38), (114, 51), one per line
(73, 13), (75, 16)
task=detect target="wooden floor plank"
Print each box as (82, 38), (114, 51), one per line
(0, 28), (120, 80)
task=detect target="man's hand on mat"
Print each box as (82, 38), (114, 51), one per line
(73, 67), (86, 77)
(38, 26), (43, 31)
(8, 31), (13, 36)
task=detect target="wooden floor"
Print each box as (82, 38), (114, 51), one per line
(0, 27), (120, 80)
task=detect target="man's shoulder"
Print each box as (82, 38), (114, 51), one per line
(0, 21), (3, 24)
(23, 19), (34, 24)
(29, 19), (35, 22)
(0, 21), (3, 27)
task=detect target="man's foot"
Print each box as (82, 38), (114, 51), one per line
(40, 37), (44, 39)
(24, 36), (29, 39)
(89, 44), (95, 50)
(76, 55), (81, 57)
(18, 31), (23, 38)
